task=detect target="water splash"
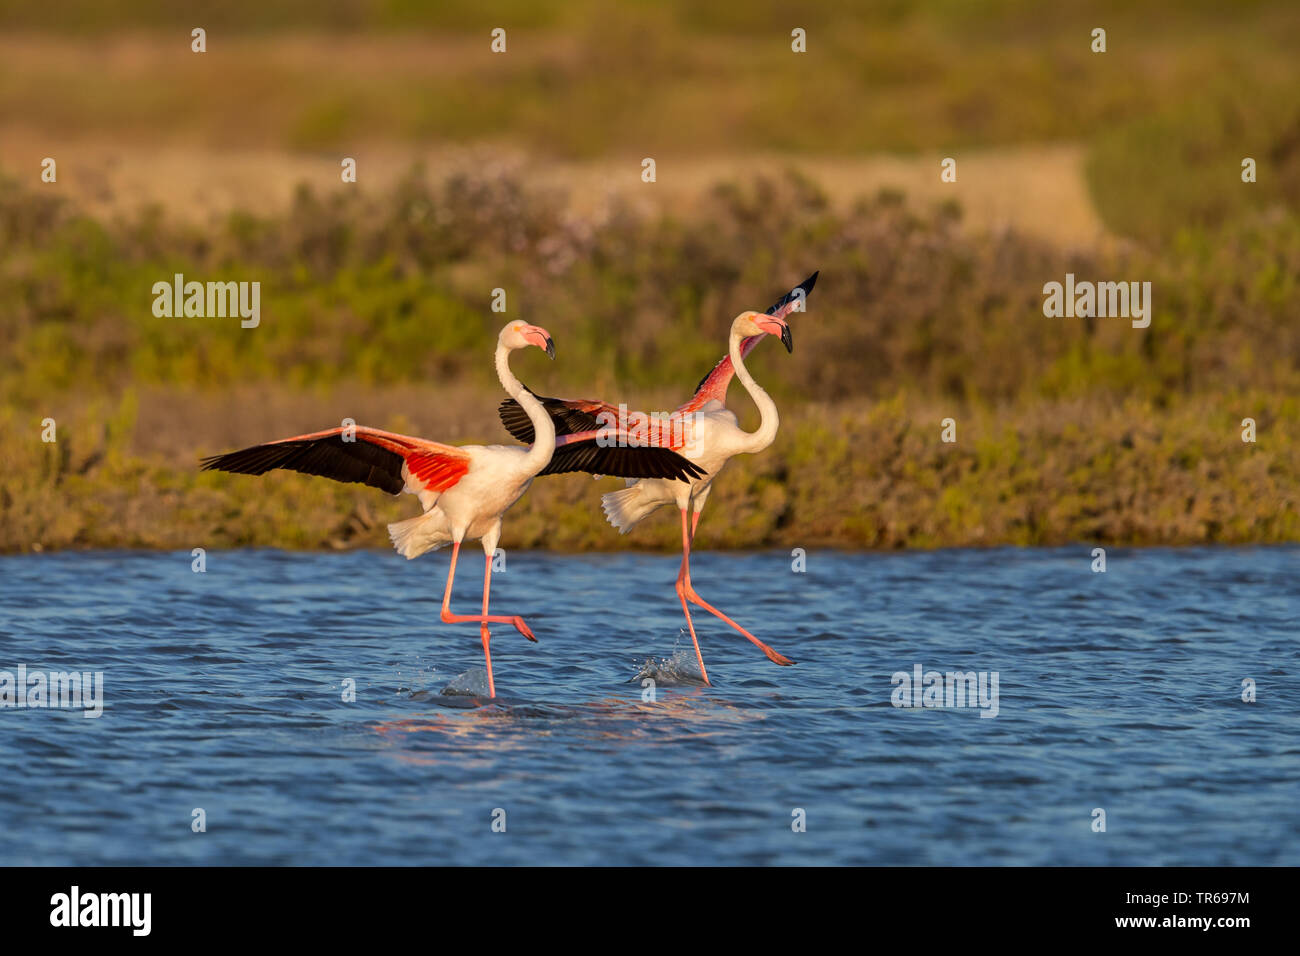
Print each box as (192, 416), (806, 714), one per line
(440, 668), (493, 697)
(629, 647), (709, 686)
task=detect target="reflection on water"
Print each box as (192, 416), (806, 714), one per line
(376, 683), (761, 763)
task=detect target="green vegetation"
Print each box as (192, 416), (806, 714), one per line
(2, 169), (1295, 552)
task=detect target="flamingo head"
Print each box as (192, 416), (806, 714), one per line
(733, 310), (793, 353)
(500, 322), (555, 359)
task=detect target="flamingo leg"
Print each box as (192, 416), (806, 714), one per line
(439, 542), (537, 697)
(479, 551), (496, 699)
(439, 542), (535, 639)
(675, 508), (711, 686)
(680, 511), (796, 667)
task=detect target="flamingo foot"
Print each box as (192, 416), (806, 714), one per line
(514, 617), (537, 642)
(681, 583), (795, 667)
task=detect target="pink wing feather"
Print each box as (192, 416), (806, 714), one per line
(201, 425), (470, 495)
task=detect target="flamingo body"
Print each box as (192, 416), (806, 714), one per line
(498, 272), (818, 683)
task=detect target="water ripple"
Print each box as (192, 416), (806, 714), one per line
(0, 545), (1296, 865)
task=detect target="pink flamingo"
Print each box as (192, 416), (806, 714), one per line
(202, 321), (701, 697)
(498, 273), (817, 684)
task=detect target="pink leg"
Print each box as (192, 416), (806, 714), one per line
(681, 511), (795, 667)
(479, 551), (496, 699)
(675, 509), (711, 685)
(439, 542), (536, 640)
(439, 542), (537, 697)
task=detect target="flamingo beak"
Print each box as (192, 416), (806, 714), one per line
(759, 318), (793, 353)
(524, 327), (555, 359)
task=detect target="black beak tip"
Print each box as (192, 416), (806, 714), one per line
(781, 325), (793, 353)
(544, 337), (555, 360)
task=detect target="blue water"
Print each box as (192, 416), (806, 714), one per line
(0, 546), (1296, 865)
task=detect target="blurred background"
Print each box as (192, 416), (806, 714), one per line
(1, 0), (1296, 552)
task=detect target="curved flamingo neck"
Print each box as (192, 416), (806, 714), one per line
(728, 328), (779, 454)
(495, 342), (556, 474)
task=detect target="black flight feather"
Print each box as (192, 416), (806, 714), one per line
(201, 435), (407, 495)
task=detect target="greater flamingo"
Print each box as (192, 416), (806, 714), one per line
(201, 321), (702, 697)
(498, 273), (817, 684)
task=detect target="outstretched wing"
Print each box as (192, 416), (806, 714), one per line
(497, 393), (703, 481)
(200, 426), (470, 496)
(541, 429), (705, 480)
(498, 390), (619, 445)
(682, 271), (818, 413)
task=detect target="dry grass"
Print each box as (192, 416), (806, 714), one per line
(0, 134), (1105, 246)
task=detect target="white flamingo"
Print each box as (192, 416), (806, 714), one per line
(498, 273), (817, 684)
(202, 321), (701, 697)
